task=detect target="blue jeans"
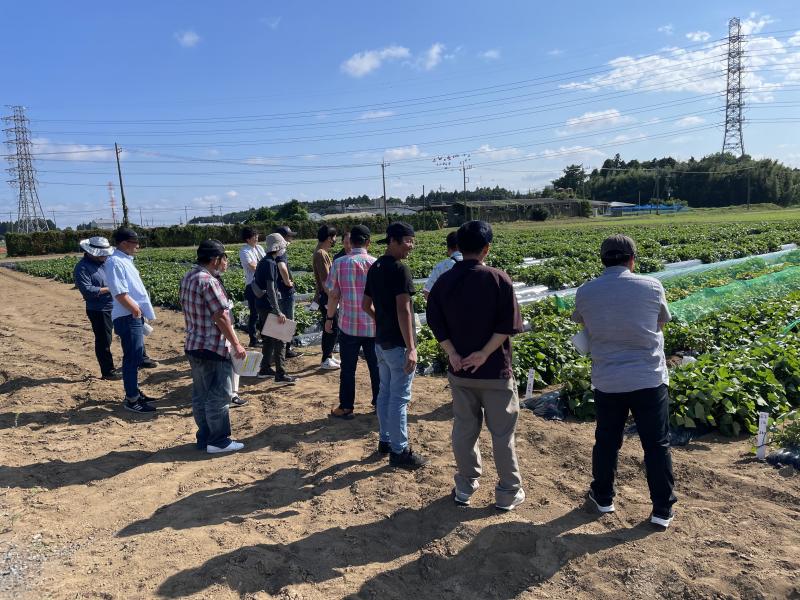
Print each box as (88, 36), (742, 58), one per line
(375, 345), (414, 453)
(187, 354), (233, 449)
(338, 332), (379, 411)
(113, 315), (144, 400)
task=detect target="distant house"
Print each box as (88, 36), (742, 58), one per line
(90, 218), (119, 230)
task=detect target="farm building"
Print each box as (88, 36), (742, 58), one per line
(428, 198), (610, 226)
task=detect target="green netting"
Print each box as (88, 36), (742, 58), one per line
(669, 265), (800, 323)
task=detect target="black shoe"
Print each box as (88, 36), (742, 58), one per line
(140, 358), (158, 369)
(229, 395), (249, 407)
(650, 509), (675, 529)
(285, 349), (301, 359)
(101, 369), (122, 381)
(378, 441), (391, 454)
(389, 447), (429, 470)
(275, 374), (297, 385)
(257, 367), (276, 379)
(137, 390), (158, 403)
(248, 338), (260, 348)
(124, 399), (156, 414)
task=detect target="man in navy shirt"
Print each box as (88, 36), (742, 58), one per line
(74, 236), (119, 379)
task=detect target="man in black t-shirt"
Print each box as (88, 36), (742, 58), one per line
(426, 220), (526, 510)
(363, 222), (428, 469)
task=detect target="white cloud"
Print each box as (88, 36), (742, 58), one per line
(547, 49), (564, 57)
(559, 109), (635, 135)
(607, 132), (647, 144)
(789, 31), (800, 45)
(384, 145), (423, 160)
(174, 30), (200, 48)
(359, 110), (395, 120)
(31, 137), (119, 161)
(686, 31), (711, 42)
(480, 49), (501, 61)
(532, 145), (606, 161)
(561, 30), (800, 102)
(475, 144), (521, 160)
(419, 43), (445, 70)
(261, 16), (281, 30)
(741, 12), (775, 35)
(658, 24), (674, 35)
(245, 156), (282, 166)
(340, 45), (410, 77)
(675, 116), (706, 128)
(225, 190), (238, 198)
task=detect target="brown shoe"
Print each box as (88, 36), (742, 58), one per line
(329, 407), (355, 420)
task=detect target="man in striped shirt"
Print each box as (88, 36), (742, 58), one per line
(325, 225), (379, 419)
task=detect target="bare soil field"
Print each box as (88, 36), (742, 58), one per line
(0, 266), (798, 599)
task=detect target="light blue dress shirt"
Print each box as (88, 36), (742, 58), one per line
(572, 266), (671, 393)
(105, 248), (157, 321)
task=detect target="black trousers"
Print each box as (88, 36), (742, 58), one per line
(244, 284), (259, 340)
(591, 384), (677, 515)
(86, 309), (115, 376)
(257, 308), (285, 376)
(318, 292), (338, 361)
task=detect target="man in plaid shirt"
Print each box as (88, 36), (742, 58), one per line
(180, 240), (247, 454)
(325, 225), (379, 419)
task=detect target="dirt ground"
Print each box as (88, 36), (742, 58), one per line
(0, 266), (798, 600)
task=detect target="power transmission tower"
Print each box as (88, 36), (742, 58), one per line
(722, 17), (745, 156)
(380, 159), (389, 219)
(2, 106), (49, 232)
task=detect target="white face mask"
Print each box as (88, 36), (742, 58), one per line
(278, 247), (287, 257)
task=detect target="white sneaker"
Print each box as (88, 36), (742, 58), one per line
(587, 490), (615, 513)
(207, 441), (244, 454)
(452, 487), (472, 506)
(320, 358), (340, 370)
(650, 510), (674, 528)
(330, 356), (341, 366)
(496, 488), (525, 511)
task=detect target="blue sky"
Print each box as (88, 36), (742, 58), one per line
(2, 1), (799, 226)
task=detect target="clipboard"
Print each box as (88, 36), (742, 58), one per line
(232, 351), (263, 376)
(262, 313), (297, 343)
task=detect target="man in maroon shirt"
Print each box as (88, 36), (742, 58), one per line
(426, 220), (526, 511)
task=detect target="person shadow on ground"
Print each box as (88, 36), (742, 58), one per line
(117, 459), (387, 537)
(155, 498), (656, 598)
(345, 507), (658, 599)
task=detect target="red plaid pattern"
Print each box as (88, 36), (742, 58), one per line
(180, 266), (231, 357)
(326, 248), (376, 337)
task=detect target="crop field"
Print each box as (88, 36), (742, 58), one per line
(3, 213), (800, 599)
(13, 216), (800, 445)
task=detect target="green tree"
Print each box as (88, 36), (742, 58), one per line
(552, 164), (588, 196)
(274, 199), (308, 221)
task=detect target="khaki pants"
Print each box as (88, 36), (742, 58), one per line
(448, 373), (522, 506)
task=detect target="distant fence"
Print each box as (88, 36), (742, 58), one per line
(5, 212), (444, 256)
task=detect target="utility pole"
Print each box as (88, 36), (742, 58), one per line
(422, 184), (425, 210)
(655, 171), (660, 216)
(50, 210), (57, 229)
(138, 207), (143, 227)
(184, 206), (189, 225)
(114, 143), (129, 227)
(434, 153), (471, 221)
(381, 159), (389, 219)
(747, 170), (751, 210)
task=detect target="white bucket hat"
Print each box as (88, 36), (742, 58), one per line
(264, 233), (287, 253)
(79, 236), (114, 257)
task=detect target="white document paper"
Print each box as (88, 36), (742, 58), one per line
(570, 329), (590, 355)
(232, 351), (263, 376)
(262, 313), (297, 343)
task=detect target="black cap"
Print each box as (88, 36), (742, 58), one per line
(377, 222), (415, 244)
(600, 234), (637, 260)
(197, 239), (227, 261)
(113, 227), (139, 244)
(274, 225), (296, 239)
(350, 224), (371, 244)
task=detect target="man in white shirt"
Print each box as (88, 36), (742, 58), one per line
(423, 231), (462, 300)
(105, 228), (158, 414)
(239, 227), (266, 347)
